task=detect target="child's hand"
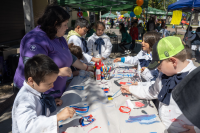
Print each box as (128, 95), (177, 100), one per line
(141, 67), (146, 73)
(101, 57), (106, 60)
(57, 107), (75, 122)
(93, 58), (101, 63)
(55, 98), (62, 106)
(59, 67), (72, 77)
(120, 85), (131, 94)
(113, 58), (121, 63)
(180, 125), (196, 133)
(131, 82), (138, 85)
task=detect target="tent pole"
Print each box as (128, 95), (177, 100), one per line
(162, 11), (168, 38)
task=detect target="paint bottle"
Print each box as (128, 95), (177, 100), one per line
(96, 66), (101, 81)
(101, 72), (104, 80)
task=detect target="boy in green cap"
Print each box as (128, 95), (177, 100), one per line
(120, 36), (199, 132)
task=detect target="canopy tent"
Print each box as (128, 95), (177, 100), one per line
(145, 7), (173, 15)
(123, 13), (130, 17)
(168, 0), (200, 12)
(57, 0), (149, 11)
(101, 13), (117, 19)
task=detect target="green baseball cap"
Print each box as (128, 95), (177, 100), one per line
(148, 36), (185, 70)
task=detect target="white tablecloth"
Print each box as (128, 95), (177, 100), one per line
(51, 60), (167, 133)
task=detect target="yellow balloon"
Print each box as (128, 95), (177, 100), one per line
(122, 15), (124, 17)
(134, 6), (142, 15)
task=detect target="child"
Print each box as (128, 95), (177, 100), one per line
(67, 18), (101, 63)
(85, 23), (95, 39)
(138, 22), (144, 40)
(160, 26), (170, 38)
(87, 21), (112, 60)
(114, 31), (161, 82)
(118, 23), (132, 54)
(68, 43), (83, 77)
(129, 22), (139, 50)
(12, 54), (75, 133)
(120, 36), (199, 133)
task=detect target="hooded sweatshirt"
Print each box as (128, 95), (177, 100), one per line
(67, 30), (92, 63)
(87, 33), (112, 59)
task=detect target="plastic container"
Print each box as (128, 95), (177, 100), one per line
(96, 66), (101, 81)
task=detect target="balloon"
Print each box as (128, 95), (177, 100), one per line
(136, 15), (140, 18)
(134, 6), (142, 15)
(128, 11), (131, 14)
(77, 12), (83, 17)
(130, 11), (135, 17)
(83, 12), (88, 17)
(121, 15), (124, 17)
(136, 0), (144, 6)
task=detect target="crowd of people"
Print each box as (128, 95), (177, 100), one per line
(11, 4), (200, 133)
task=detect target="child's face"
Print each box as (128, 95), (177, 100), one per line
(96, 25), (105, 36)
(141, 40), (150, 52)
(30, 73), (58, 93)
(157, 58), (177, 76)
(76, 26), (88, 37)
(56, 20), (68, 37)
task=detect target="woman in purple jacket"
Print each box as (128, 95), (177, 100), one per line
(13, 5), (93, 98)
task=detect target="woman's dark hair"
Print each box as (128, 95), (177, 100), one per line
(95, 21), (105, 29)
(37, 5), (70, 39)
(143, 31), (161, 50)
(24, 54), (59, 85)
(119, 23), (126, 33)
(68, 43), (83, 59)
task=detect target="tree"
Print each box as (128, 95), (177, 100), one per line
(148, 0), (176, 11)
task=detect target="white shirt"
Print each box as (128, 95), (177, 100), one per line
(129, 60), (200, 133)
(12, 81), (58, 133)
(123, 50), (158, 81)
(87, 33), (112, 59)
(68, 35), (93, 63)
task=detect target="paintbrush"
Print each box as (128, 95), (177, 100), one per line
(76, 113), (91, 121)
(112, 88), (121, 98)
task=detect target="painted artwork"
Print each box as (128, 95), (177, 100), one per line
(70, 106), (89, 113)
(71, 86), (84, 90)
(126, 114), (159, 125)
(79, 114), (96, 127)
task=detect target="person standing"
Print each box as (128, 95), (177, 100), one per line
(129, 22), (139, 51)
(13, 5), (94, 98)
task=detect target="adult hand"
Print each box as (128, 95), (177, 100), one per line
(57, 107), (75, 122)
(113, 58), (121, 63)
(120, 85), (131, 94)
(55, 98), (62, 106)
(87, 66), (94, 72)
(180, 125), (196, 133)
(59, 67), (72, 77)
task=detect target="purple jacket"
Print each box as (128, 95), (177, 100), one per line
(14, 26), (73, 98)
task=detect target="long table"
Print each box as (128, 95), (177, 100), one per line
(51, 61), (167, 133)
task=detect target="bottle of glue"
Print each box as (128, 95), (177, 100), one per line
(96, 65), (101, 81)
